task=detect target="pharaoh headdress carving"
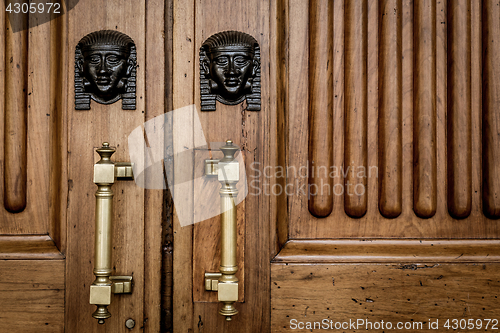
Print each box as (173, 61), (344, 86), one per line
(200, 31), (261, 111)
(75, 30), (137, 110)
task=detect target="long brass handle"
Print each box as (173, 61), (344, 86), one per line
(90, 143), (133, 324)
(204, 140), (240, 321)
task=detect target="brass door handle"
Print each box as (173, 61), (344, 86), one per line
(90, 143), (134, 324)
(204, 140), (240, 321)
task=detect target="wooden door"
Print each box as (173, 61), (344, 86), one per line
(172, 0), (500, 332)
(1, 1), (164, 332)
(3, 1), (500, 332)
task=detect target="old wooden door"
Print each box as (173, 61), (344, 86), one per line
(172, 0), (500, 332)
(1, 1), (164, 332)
(3, 0), (500, 332)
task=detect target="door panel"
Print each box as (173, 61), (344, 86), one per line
(1, 6), (66, 240)
(1, 260), (65, 332)
(270, 0), (500, 332)
(65, 0), (147, 327)
(1, 1), (164, 332)
(281, 0), (496, 239)
(171, 0), (271, 331)
(173, 0), (500, 331)
(272, 260), (500, 332)
(1, 3), (67, 331)
(4, 0), (500, 332)
(65, 1), (164, 331)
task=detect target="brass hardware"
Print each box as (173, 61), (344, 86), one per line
(204, 159), (220, 176)
(125, 318), (136, 329)
(205, 272), (222, 291)
(110, 276), (133, 294)
(89, 285), (112, 306)
(204, 140), (240, 321)
(115, 162), (134, 179)
(90, 142), (134, 325)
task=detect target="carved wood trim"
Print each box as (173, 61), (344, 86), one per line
(308, 0), (334, 218)
(414, 0), (437, 218)
(4, 13), (28, 213)
(482, 0), (500, 219)
(0, 235), (64, 260)
(447, 0), (471, 219)
(273, 239), (500, 264)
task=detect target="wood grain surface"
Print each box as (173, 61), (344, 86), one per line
(0, 260), (65, 333)
(143, 1), (166, 331)
(272, 261), (500, 332)
(48, 4), (68, 253)
(172, 0), (194, 331)
(287, 0), (311, 235)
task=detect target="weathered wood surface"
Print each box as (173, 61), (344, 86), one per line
(0, 260), (65, 333)
(272, 261), (500, 332)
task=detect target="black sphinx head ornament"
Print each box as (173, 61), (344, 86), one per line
(200, 31), (261, 111)
(75, 30), (137, 110)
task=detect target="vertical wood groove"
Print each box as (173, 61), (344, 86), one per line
(482, 0), (500, 219)
(308, 0), (334, 218)
(49, 2), (68, 252)
(413, 0), (437, 218)
(4, 13), (28, 213)
(378, 0), (402, 218)
(447, 0), (472, 219)
(161, 0), (174, 330)
(275, 0), (289, 248)
(289, 0), (499, 239)
(344, 0), (367, 218)
(145, 0), (166, 331)
(172, 0), (194, 330)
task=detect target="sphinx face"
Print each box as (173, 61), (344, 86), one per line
(208, 50), (254, 103)
(83, 48), (129, 102)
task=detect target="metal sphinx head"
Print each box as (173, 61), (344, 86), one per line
(75, 30), (137, 110)
(200, 31), (261, 111)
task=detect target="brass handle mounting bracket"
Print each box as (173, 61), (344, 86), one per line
(90, 142), (134, 325)
(204, 140), (240, 321)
